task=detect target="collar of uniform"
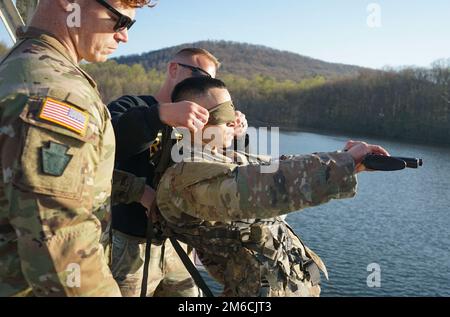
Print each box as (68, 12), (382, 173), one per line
(189, 147), (234, 164)
(16, 26), (98, 90)
(17, 26), (74, 62)
(190, 147), (271, 166)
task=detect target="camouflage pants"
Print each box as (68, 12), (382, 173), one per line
(109, 230), (200, 297)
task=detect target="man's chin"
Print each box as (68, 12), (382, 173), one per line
(95, 55), (109, 63)
(85, 53), (110, 63)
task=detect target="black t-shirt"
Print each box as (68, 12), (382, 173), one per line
(108, 95), (162, 238)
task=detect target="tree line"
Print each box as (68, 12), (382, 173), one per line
(82, 59), (450, 146)
(1, 43), (448, 145)
(114, 40), (365, 82)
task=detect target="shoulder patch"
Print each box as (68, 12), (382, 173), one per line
(41, 142), (73, 177)
(38, 97), (89, 135)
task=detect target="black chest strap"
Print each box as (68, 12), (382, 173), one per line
(140, 202), (214, 297)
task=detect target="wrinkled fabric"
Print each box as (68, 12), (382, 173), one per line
(109, 230), (201, 297)
(156, 148), (357, 296)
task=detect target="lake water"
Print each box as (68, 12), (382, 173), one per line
(201, 130), (450, 297)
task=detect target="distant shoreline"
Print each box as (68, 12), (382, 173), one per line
(248, 120), (450, 149)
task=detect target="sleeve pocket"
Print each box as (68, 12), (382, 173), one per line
(13, 124), (87, 200)
(12, 99), (100, 200)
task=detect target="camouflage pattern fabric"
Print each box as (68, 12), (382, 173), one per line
(158, 150), (357, 223)
(195, 223), (323, 297)
(109, 230), (201, 297)
(111, 169), (146, 206)
(156, 149), (357, 296)
(0, 27), (121, 296)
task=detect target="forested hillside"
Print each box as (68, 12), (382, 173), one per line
(114, 40), (367, 82)
(83, 57), (450, 145)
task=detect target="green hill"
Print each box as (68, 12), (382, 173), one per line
(114, 40), (368, 82)
(84, 44), (449, 146)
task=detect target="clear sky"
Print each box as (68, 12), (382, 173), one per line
(1, 0), (449, 69)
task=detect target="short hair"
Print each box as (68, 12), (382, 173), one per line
(174, 48), (221, 69)
(171, 77), (227, 103)
(120, 0), (156, 8)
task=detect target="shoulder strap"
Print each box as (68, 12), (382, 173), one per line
(140, 202), (155, 297)
(141, 127), (214, 297)
(152, 125), (176, 187)
(168, 237), (214, 297)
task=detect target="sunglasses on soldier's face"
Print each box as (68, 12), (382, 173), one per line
(177, 63), (212, 78)
(95, 0), (136, 32)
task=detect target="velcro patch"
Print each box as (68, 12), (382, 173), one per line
(39, 97), (89, 135)
(41, 142), (73, 177)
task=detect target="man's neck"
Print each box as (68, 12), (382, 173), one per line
(154, 82), (173, 104)
(29, 18), (79, 64)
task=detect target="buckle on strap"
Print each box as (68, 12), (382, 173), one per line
(302, 259), (321, 286)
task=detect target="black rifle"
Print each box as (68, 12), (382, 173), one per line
(362, 155), (423, 171)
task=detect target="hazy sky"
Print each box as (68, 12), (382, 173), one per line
(1, 0), (449, 69)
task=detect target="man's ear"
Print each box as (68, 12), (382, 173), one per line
(168, 62), (178, 79)
(57, 0), (84, 13)
(56, 0), (72, 10)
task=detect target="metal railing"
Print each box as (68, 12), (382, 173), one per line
(0, 0), (39, 43)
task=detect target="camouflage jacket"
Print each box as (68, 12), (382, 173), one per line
(157, 149), (357, 223)
(156, 147), (357, 296)
(0, 27), (121, 296)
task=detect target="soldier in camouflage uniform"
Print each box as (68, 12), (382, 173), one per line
(0, 0), (152, 296)
(155, 77), (390, 297)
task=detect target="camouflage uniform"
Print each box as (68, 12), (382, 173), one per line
(156, 149), (357, 297)
(0, 27), (121, 296)
(109, 230), (200, 297)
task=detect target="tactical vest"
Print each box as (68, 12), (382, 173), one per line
(149, 127), (328, 296)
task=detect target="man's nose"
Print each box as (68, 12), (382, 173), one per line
(114, 28), (129, 43)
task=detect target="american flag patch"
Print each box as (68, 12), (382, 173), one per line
(39, 98), (89, 135)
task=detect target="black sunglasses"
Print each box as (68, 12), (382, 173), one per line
(95, 0), (136, 32)
(177, 63), (212, 78)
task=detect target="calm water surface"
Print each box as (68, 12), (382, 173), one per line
(202, 130), (450, 297)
